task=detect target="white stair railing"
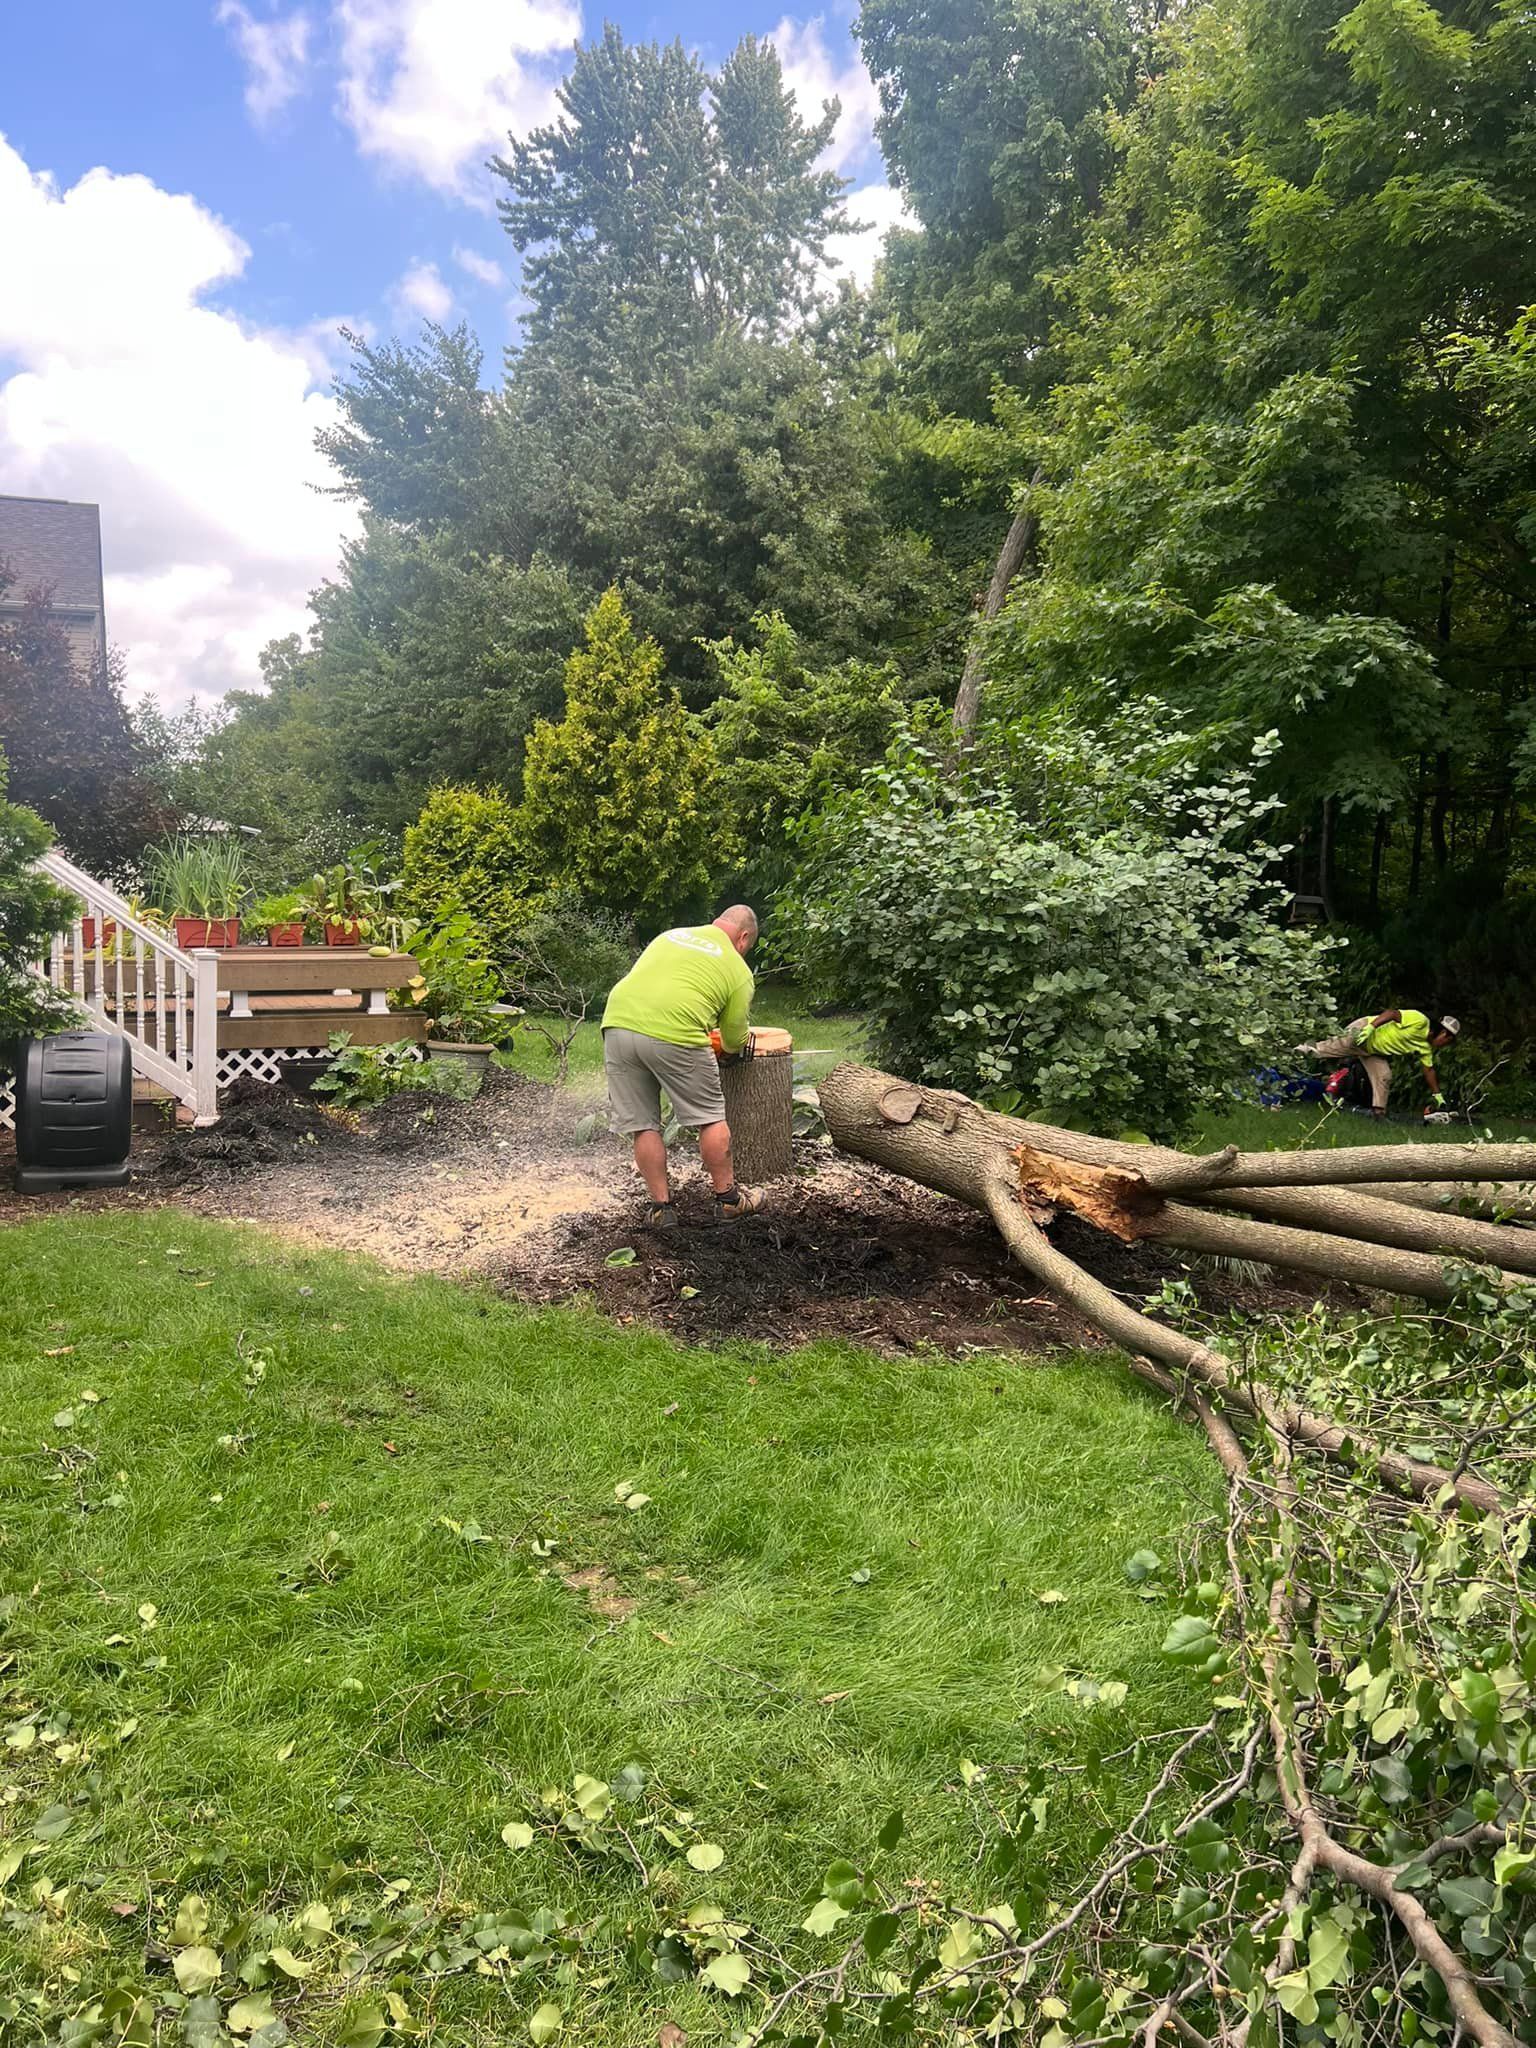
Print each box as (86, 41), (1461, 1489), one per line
(38, 850), (220, 1126)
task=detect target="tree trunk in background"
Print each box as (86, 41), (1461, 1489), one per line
(720, 1050), (794, 1183)
(1368, 812), (1388, 918)
(952, 466), (1045, 740)
(1319, 796), (1337, 922)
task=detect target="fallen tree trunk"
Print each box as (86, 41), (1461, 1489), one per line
(819, 1063), (1507, 1513)
(1368, 1180), (1536, 1223)
(1200, 1183), (1536, 1275)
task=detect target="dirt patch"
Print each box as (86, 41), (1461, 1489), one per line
(0, 1069), (1331, 1356)
(562, 1564), (638, 1622)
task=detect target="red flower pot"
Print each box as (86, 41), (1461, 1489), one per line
(80, 918), (117, 950)
(324, 919), (363, 947)
(174, 916), (241, 949)
(266, 923), (305, 947)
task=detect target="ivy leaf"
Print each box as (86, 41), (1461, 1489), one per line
(173, 1946), (222, 1995)
(802, 1896), (850, 1936)
(1160, 1614), (1220, 1664)
(336, 2007), (386, 2048)
(701, 1952), (751, 1997)
(228, 1996), (276, 2037)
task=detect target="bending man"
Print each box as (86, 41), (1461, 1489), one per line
(1299, 1007), (1459, 1118)
(601, 905), (766, 1229)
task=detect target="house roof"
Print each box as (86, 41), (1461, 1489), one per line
(0, 495), (105, 613)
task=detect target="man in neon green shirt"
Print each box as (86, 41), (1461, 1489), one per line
(1299, 1008), (1460, 1117)
(601, 905), (766, 1228)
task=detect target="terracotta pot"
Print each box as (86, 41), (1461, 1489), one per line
(80, 918), (117, 950)
(324, 919), (363, 947)
(266, 923), (305, 947)
(174, 916), (241, 949)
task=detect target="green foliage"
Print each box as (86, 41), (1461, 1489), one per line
(397, 912), (516, 1048)
(310, 1034), (476, 1109)
(699, 613), (904, 892)
(519, 591), (728, 921)
(247, 889), (308, 931)
(783, 714), (1336, 1140)
(491, 27), (844, 363)
(0, 577), (172, 882)
(402, 783), (537, 963)
(142, 834), (250, 921)
(0, 750), (81, 1058)
(500, 894), (633, 1012)
(306, 848), (399, 941)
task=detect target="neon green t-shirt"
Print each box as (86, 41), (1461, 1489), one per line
(1361, 1010), (1435, 1069)
(602, 925), (754, 1050)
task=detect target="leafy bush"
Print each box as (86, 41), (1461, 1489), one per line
(398, 912), (516, 1048)
(0, 751), (82, 1061)
(519, 589), (728, 921)
(402, 784), (536, 965)
(504, 894), (632, 1011)
(311, 1035), (476, 1110)
(699, 612), (903, 894)
(781, 712), (1336, 1142)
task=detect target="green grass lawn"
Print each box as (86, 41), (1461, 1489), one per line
(1, 1210), (1214, 2045)
(1193, 1099), (1535, 1154)
(504, 978), (866, 1091)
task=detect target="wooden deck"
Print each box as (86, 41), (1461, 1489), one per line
(79, 947), (429, 1053)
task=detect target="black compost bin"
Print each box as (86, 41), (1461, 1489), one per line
(13, 1030), (133, 1192)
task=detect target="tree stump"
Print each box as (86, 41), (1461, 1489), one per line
(720, 1029), (794, 1183)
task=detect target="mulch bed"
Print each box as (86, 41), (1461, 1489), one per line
(1, 1071), (1335, 1359)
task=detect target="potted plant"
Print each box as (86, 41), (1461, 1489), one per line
(251, 889), (308, 946)
(145, 835), (248, 948)
(308, 851), (398, 948)
(399, 913), (515, 1081)
(79, 916), (117, 950)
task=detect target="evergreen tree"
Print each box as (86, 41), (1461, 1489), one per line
(519, 590), (728, 920)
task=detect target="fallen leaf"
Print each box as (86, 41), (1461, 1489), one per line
(501, 1821), (535, 1850)
(382, 1441), (399, 1455)
(1036, 1589), (1067, 1606)
(659, 2026), (688, 2047)
(818, 1690), (851, 1705)
(43, 1346), (74, 1357)
(650, 1629), (676, 1647)
(661, 1402), (680, 1416)
(173, 1946), (221, 1995)
(686, 1842), (726, 1872)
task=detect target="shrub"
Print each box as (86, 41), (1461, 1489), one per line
(780, 712), (1336, 1143)
(504, 894), (633, 1012)
(699, 612), (903, 895)
(402, 784), (536, 964)
(0, 750), (84, 1062)
(519, 589), (728, 921)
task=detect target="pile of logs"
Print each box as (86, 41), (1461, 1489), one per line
(820, 1063), (1536, 1512)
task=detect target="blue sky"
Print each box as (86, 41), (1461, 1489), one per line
(0, 1), (901, 706)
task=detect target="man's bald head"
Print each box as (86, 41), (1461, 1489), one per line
(714, 904), (758, 955)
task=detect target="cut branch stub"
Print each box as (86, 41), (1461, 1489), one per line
(876, 1083), (924, 1126)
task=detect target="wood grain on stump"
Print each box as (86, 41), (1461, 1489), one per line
(721, 1039), (794, 1183)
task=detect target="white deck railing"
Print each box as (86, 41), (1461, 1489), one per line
(38, 850), (220, 1126)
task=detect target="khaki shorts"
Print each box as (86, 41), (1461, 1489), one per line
(602, 1027), (727, 1134)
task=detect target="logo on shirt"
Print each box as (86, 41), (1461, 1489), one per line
(663, 928), (724, 957)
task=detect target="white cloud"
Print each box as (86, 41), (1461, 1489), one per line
(768, 12), (881, 178)
(217, 2), (314, 124)
(453, 244), (505, 287)
(821, 179), (914, 289)
(0, 133), (354, 709)
(335, 0), (581, 199)
(393, 259), (455, 322)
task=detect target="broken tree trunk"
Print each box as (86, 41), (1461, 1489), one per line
(819, 1063), (1509, 1513)
(952, 467), (1045, 741)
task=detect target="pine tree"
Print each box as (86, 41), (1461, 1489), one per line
(519, 591), (730, 920)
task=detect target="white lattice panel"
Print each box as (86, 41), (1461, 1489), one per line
(0, 1081), (13, 1132)
(217, 1047), (330, 1089)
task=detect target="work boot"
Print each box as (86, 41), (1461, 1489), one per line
(645, 1200), (680, 1231)
(714, 1185), (765, 1222)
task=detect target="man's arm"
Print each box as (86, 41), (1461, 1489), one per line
(1372, 1008), (1402, 1027)
(716, 977), (752, 1054)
